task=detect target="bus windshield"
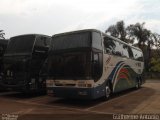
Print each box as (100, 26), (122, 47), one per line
(5, 35), (35, 54)
(48, 52), (91, 79)
(52, 32), (91, 50)
(0, 39), (8, 56)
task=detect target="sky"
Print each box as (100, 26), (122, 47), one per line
(0, 0), (160, 38)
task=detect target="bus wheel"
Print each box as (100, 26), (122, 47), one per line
(104, 85), (111, 100)
(135, 78), (141, 89)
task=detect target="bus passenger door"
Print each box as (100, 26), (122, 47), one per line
(31, 36), (50, 89)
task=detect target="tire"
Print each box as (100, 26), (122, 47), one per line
(135, 77), (141, 89)
(104, 83), (112, 100)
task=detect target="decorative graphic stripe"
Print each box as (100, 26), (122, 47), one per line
(104, 58), (141, 92)
(105, 56), (111, 65)
(113, 64), (137, 91)
(113, 63), (126, 90)
(118, 73), (129, 81)
(119, 68), (129, 74)
(117, 72), (131, 85)
(111, 62), (125, 84)
(107, 61), (123, 81)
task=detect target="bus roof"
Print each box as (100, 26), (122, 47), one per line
(52, 29), (142, 52)
(52, 29), (101, 37)
(10, 34), (51, 39)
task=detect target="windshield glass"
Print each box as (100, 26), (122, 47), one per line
(5, 35), (35, 54)
(52, 32), (91, 50)
(0, 40), (8, 56)
(48, 52), (91, 79)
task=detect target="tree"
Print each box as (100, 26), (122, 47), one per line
(146, 31), (155, 71)
(152, 33), (160, 55)
(126, 22), (150, 50)
(0, 30), (5, 39)
(105, 20), (133, 43)
(126, 23), (154, 71)
(107, 21), (160, 72)
(116, 21), (126, 41)
(106, 25), (119, 38)
(150, 57), (160, 72)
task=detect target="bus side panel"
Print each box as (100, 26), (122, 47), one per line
(101, 57), (142, 93)
(113, 65), (138, 93)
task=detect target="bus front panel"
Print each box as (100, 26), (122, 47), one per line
(47, 30), (104, 99)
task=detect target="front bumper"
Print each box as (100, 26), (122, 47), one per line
(47, 87), (95, 100)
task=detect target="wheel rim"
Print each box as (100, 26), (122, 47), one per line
(136, 80), (140, 88)
(105, 86), (111, 98)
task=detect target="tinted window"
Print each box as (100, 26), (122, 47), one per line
(128, 46), (134, 58)
(104, 37), (116, 54)
(92, 52), (103, 81)
(122, 44), (129, 58)
(0, 40), (8, 56)
(5, 35), (35, 54)
(52, 32), (91, 50)
(0, 46), (3, 56)
(132, 48), (143, 61)
(0, 41), (7, 56)
(48, 52), (91, 79)
(113, 41), (122, 56)
(92, 32), (102, 50)
(103, 37), (122, 56)
(103, 36), (142, 60)
(35, 36), (50, 48)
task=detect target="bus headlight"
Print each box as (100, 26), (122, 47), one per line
(78, 83), (86, 87)
(87, 84), (92, 87)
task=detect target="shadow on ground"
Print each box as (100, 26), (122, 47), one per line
(47, 86), (156, 111)
(0, 85), (156, 113)
(0, 91), (46, 99)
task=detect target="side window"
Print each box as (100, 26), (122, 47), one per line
(92, 53), (103, 81)
(139, 53), (143, 61)
(128, 46), (134, 59)
(103, 37), (123, 56)
(0, 46), (3, 56)
(122, 44), (129, 58)
(35, 36), (51, 51)
(113, 41), (122, 56)
(103, 37), (116, 54)
(35, 36), (50, 48)
(132, 48), (143, 61)
(92, 32), (102, 50)
(33, 36), (51, 57)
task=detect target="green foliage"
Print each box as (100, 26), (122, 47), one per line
(150, 57), (160, 72)
(105, 20), (129, 43)
(106, 21), (160, 72)
(126, 22), (151, 49)
(0, 30), (5, 39)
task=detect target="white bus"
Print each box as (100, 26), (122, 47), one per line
(46, 29), (144, 99)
